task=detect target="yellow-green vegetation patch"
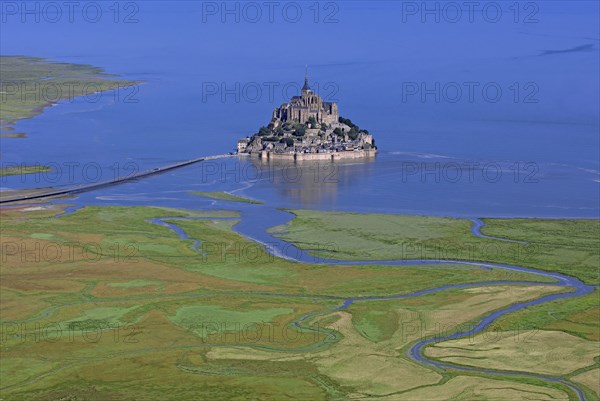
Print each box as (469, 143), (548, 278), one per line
(397, 375), (569, 401)
(427, 330), (599, 376)
(0, 165), (51, 177)
(344, 285), (566, 348)
(108, 279), (163, 288)
(30, 233), (55, 240)
(206, 346), (307, 361)
(195, 263), (297, 285)
(493, 289), (600, 340)
(108, 237), (187, 257)
(273, 210), (465, 244)
(66, 305), (141, 328)
(158, 218), (297, 283)
(0, 357), (62, 389)
(275, 209), (600, 284)
(482, 218), (600, 248)
(176, 355), (345, 399)
(167, 213), (555, 293)
(39, 206), (225, 262)
(191, 191), (264, 204)
(311, 264), (556, 297)
(169, 304), (294, 339)
(6, 355), (336, 401)
(350, 302), (399, 342)
(0, 56), (142, 130)
(157, 207), (240, 218)
(311, 311), (442, 396)
(572, 368), (600, 397)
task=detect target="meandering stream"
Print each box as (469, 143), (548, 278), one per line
(25, 193), (595, 399)
(1, 200), (593, 399)
(146, 209), (595, 401)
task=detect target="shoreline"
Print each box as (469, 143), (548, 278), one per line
(244, 148), (377, 161)
(0, 56), (143, 132)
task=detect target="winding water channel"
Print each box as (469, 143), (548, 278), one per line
(145, 208), (595, 401)
(1, 184), (594, 399)
(4, 160), (595, 399)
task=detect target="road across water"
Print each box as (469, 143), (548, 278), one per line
(0, 154), (233, 204)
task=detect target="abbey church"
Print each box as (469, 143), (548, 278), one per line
(237, 69), (375, 161)
(270, 71), (339, 127)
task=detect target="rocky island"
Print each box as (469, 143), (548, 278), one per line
(237, 71), (377, 161)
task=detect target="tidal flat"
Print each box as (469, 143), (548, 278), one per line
(0, 56), (141, 132)
(0, 165), (51, 177)
(0, 205), (597, 400)
(191, 191), (264, 204)
(272, 210), (600, 285)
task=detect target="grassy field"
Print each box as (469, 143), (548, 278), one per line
(395, 376), (570, 401)
(191, 191), (264, 204)
(572, 369), (600, 399)
(427, 330), (598, 375)
(491, 289), (600, 341)
(481, 218), (600, 248)
(1, 205), (598, 400)
(272, 210), (600, 285)
(0, 165), (51, 177)
(0, 56), (141, 132)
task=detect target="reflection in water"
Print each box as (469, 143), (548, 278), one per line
(245, 156), (377, 207)
(16, 152), (597, 219)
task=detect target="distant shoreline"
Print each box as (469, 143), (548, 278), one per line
(0, 55), (143, 135)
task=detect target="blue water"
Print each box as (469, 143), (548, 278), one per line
(1, 1), (598, 217)
(2, 4), (598, 397)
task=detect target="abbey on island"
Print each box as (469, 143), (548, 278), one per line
(237, 69), (376, 161)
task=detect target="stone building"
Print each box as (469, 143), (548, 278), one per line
(236, 68), (376, 161)
(237, 138), (250, 153)
(271, 70), (339, 127)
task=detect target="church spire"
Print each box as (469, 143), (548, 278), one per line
(302, 65), (311, 91)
